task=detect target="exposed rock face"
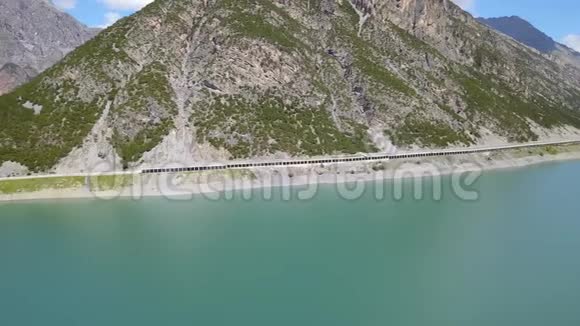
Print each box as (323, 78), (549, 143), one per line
(0, 0), (579, 173)
(0, 63), (36, 95)
(0, 161), (29, 178)
(0, 0), (98, 94)
(478, 16), (580, 69)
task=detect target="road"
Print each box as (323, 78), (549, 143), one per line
(141, 139), (580, 174)
(1, 139), (579, 181)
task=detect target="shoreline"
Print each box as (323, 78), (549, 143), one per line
(2, 146), (580, 204)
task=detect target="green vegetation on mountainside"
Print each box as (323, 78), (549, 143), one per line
(0, 77), (102, 172)
(454, 70), (580, 142)
(193, 95), (372, 158)
(332, 23), (417, 97)
(223, 0), (306, 50)
(386, 113), (474, 148)
(111, 62), (177, 168)
(227, 12), (301, 49)
(0, 0), (168, 172)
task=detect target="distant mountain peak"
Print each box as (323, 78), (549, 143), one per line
(477, 16), (556, 53)
(478, 15), (580, 69)
(0, 0), (98, 94)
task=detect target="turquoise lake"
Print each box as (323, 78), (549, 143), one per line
(1, 161), (580, 325)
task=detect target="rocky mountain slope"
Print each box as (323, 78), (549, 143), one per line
(478, 16), (580, 69)
(0, 0), (98, 94)
(1, 0), (580, 175)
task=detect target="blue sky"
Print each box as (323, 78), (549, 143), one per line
(52, 0), (580, 51)
(455, 0), (580, 49)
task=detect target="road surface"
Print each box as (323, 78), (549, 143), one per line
(2, 139), (579, 181)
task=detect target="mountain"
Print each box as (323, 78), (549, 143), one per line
(1, 0), (580, 175)
(0, 0), (99, 94)
(477, 16), (556, 53)
(478, 16), (580, 69)
(0, 63), (36, 95)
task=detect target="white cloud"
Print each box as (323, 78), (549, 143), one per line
(52, 0), (77, 10)
(98, 12), (122, 28)
(99, 0), (153, 11)
(562, 34), (580, 52)
(451, 0), (476, 13)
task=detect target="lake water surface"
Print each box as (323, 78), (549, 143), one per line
(1, 161), (580, 325)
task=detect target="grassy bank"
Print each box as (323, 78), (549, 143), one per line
(0, 174), (136, 194)
(502, 144), (580, 159)
(89, 175), (134, 191)
(163, 169), (257, 185)
(0, 176), (86, 194)
(1, 144), (579, 195)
